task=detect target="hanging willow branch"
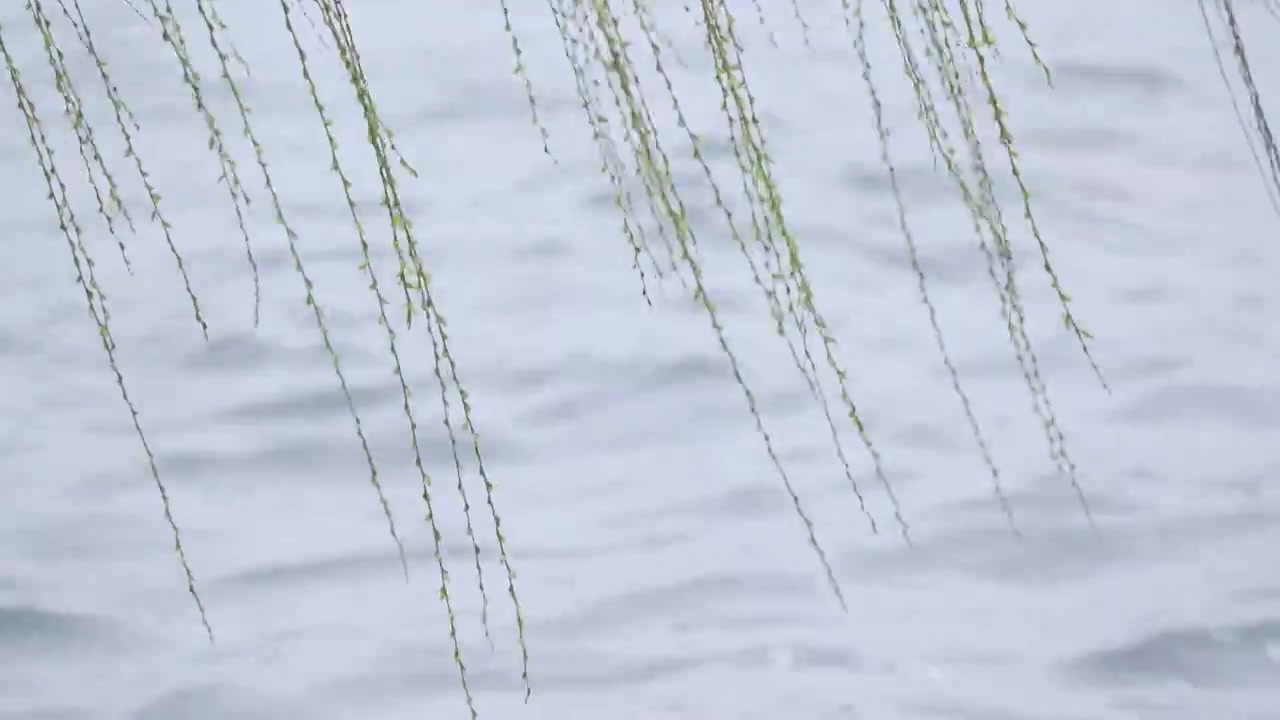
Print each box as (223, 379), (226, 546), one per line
(1200, 0), (1280, 215)
(1, 0), (1272, 715)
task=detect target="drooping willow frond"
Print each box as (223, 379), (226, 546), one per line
(1200, 0), (1280, 215)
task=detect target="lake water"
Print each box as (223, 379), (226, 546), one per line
(2, 1), (1278, 718)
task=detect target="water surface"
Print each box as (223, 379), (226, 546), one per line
(2, 1), (1278, 718)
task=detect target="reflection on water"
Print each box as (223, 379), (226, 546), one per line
(1, 0), (1278, 718)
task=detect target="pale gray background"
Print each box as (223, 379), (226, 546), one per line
(2, 1), (1278, 718)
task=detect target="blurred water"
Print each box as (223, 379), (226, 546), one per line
(2, 1), (1278, 718)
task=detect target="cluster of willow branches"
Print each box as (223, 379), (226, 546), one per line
(2, 2), (522, 715)
(0, 0), (1271, 716)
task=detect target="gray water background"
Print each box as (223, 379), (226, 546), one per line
(2, 0), (1279, 718)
